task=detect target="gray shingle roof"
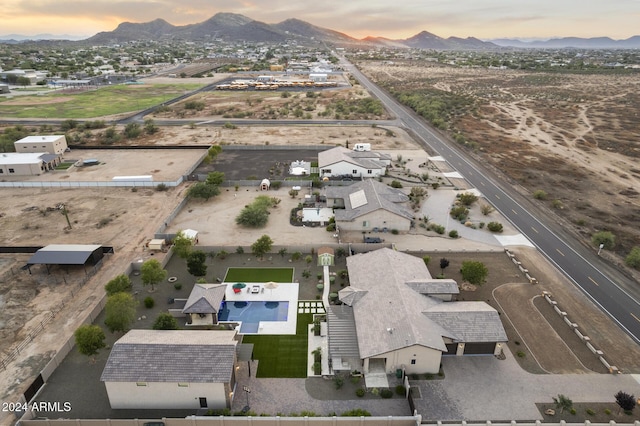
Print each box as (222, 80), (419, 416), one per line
(424, 302), (508, 343)
(345, 248), (507, 357)
(318, 146), (389, 171)
(100, 330), (237, 383)
(326, 179), (413, 222)
(182, 284), (226, 314)
(405, 279), (460, 295)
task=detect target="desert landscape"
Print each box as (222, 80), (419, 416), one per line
(356, 60), (640, 265)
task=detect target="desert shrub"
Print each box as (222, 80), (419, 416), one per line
(396, 385), (406, 395)
(174, 282), (182, 290)
(334, 375), (344, 389)
(533, 189), (547, 200)
(391, 229), (399, 235)
(586, 408), (595, 416)
(448, 230), (459, 238)
(342, 408), (371, 417)
(380, 388), (393, 398)
(355, 388), (366, 397)
(144, 296), (155, 309)
(625, 247), (640, 269)
(487, 221), (504, 233)
(390, 180), (403, 188)
(517, 351), (526, 358)
(433, 224), (445, 234)
(592, 231), (615, 250)
(450, 205), (469, 221)
(458, 192), (478, 206)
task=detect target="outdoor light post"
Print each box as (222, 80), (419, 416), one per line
(243, 385), (250, 411)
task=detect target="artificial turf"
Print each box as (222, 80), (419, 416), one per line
(242, 312), (313, 378)
(224, 267), (294, 283)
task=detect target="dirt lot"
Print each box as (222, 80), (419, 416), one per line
(4, 149), (206, 182)
(357, 60), (640, 263)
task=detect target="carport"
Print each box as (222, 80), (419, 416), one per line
(26, 244), (107, 274)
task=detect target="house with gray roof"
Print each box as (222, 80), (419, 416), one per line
(182, 283), (227, 326)
(337, 248), (507, 376)
(318, 146), (391, 178)
(325, 179), (414, 232)
(100, 330), (238, 410)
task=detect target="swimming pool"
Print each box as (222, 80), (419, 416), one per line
(218, 301), (289, 333)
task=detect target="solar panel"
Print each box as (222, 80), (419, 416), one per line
(349, 189), (368, 209)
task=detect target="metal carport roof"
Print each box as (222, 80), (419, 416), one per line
(27, 244), (102, 265)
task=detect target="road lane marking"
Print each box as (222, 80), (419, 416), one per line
(632, 313), (640, 324)
(480, 181), (485, 186)
(512, 209), (518, 215)
(556, 248), (565, 257)
(588, 276), (599, 287)
(531, 226), (539, 233)
(495, 194), (501, 199)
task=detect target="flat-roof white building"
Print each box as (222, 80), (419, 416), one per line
(0, 152), (60, 176)
(14, 135), (68, 155)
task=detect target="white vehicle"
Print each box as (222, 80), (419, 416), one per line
(353, 143), (371, 152)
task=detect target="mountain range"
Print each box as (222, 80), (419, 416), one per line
(2, 13), (640, 49)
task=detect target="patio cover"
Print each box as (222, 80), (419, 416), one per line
(27, 244), (103, 266)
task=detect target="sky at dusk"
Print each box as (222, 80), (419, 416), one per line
(1, 0), (639, 40)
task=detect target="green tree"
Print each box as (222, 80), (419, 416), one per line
(591, 231), (615, 250)
(187, 250), (207, 277)
(172, 230), (193, 259)
(187, 182), (220, 201)
(236, 205), (269, 227)
(153, 313), (179, 330)
(205, 145), (222, 164)
(553, 394), (573, 414)
(104, 292), (137, 333)
(74, 324), (106, 357)
(440, 258), (450, 275)
(460, 260), (488, 285)
(614, 391), (636, 413)
(625, 247), (640, 269)
(205, 171), (225, 186)
(251, 235), (273, 260)
(104, 274), (132, 296)
(140, 259), (167, 291)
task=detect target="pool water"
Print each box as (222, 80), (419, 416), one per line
(218, 301), (289, 333)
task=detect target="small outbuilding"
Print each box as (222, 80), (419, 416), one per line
(260, 178), (270, 191)
(317, 247), (335, 266)
(147, 239), (166, 251)
(101, 329), (238, 410)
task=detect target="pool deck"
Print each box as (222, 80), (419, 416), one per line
(223, 282), (299, 335)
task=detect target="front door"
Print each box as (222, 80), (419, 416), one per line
(199, 397), (207, 408)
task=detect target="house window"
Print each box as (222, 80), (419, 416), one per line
(367, 169), (372, 174)
(352, 169), (357, 174)
(411, 359), (416, 365)
(178, 383), (189, 387)
(8, 168), (15, 174)
(362, 221), (369, 227)
(0, 169), (3, 174)
(136, 382), (147, 387)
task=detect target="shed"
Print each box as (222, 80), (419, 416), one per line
(182, 229), (199, 244)
(317, 247), (335, 266)
(260, 178), (270, 191)
(148, 239), (166, 251)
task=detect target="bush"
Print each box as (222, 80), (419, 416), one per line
(380, 388), (393, 398)
(625, 247), (640, 269)
(448, 230), (459, 238)
(174, 282), (182, 290)
(586, 408), (595, 416)
(396, 385), (406, 395)
(458, 192), (478, 206)
(144, 296), (155, 308)
(334, 375), (344, 389)
(533, 189), (547, 200)
(313, 362), (321, 375)
(390, 180), (403, 188)
(487, 221), (504, 233)
(342, 408), (371, 417)
(592, 231), (615, 250)
(355, 388), (366, 397)
(460, 260), (488, 285)
(450, 205), (469, 221)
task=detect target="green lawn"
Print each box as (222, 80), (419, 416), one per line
(243, 312), (313, 378)
(0, 83), (205, 119)
(224, 267), (294, 283)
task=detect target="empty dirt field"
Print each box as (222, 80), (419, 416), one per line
(357, 60), (640, 266)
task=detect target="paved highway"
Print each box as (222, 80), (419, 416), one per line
(341, 58), (640, 345)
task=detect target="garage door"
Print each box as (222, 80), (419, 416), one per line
(463, 342), (496, 355)
(443, 343), (458, 355)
